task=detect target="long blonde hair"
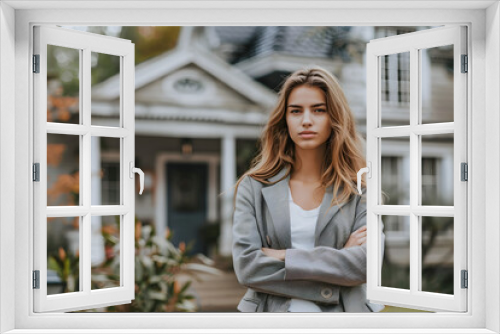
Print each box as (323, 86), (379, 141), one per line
(233, 66), (367, 210)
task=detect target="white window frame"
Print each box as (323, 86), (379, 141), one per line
(1, 2), (499, 333)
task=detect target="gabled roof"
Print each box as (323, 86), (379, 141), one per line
(92, 26), (277, 109)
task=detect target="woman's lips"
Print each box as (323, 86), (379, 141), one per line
(299, 132), (317, 138)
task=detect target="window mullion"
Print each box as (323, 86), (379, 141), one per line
(409, 47), (420, 295)
(82, 47), (92, 294)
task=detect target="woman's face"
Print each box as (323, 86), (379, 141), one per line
(285, 85), (332, 152)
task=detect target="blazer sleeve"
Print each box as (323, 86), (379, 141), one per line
(232, 175), (340, 304)
(284, 189), (386, 287)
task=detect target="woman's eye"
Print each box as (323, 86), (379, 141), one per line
(290, 110), (300, 113)
(315, 109), (326, 113)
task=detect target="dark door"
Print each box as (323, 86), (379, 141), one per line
(166, 162), (208, 255)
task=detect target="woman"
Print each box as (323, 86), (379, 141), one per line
(231, 66), (384, 313)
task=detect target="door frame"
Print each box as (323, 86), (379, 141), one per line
(155, 152), (220, 240)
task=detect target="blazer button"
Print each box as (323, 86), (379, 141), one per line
(321, 287), (333, 299)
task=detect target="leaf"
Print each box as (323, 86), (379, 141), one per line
(148, 290), (166, 301)
(141, 254), (153, 269)
(151, 255), (168, 264)
(182, 263), (224, 276)
(194, 253), (215, 266)
(148, 275), (163, 284)
(47, 256), (61, 273)
(135, 257), (144, 281)
(179, 280), (192, 295)
(175, 299), (197, 312)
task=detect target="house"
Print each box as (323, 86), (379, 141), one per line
(45, 26), (454, 282)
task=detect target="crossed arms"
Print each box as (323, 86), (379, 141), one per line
(232, 176), (383, 303)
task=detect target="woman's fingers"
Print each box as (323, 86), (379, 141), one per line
(344, 226), (368, 249)
(357, 231), (367, 238)
(356, 226), (367, 233)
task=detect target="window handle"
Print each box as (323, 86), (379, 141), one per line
(357, 162), (371, 195)
(129, 161), (144, 195)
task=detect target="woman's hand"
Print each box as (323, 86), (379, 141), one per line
(344, 225), (367, 249)
(261, 247), (286, 261)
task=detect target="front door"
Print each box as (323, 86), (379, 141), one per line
(166, 162), (208, 255)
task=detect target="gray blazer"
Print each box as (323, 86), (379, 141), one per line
(232, 165), (385, 312)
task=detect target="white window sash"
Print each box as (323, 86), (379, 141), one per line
(366, 25), (467, 312)
(33, 25), (136, 313)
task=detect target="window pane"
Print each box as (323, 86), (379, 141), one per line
(47, 216), (80, 294)
(47, 134), (80, 206)
(421, 216), (454, 295)
(420, 45), (454, 124)
(380, 52), (410, 127)
(380, 137), (409, 205)
(91, 52), (121, 127)
(91, 215), (121, 290)
(381, 215), (410, 290)
(47, 45), (80, 124)
(421, 133), (454, 206)
(91, 137), (121, 206)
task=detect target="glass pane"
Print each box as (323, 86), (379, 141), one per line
(91, 52), (121, 127)
(91, 215), (121, 290)
(91, 137), (121, 206)
(380, 137), (410, 205)
(421, 133), (454, 206)
(47, 134), (80, 206)
(47, 216), (80, 294)
(420, 45), (454, 124)
(380, 52), (410, 127)
(47, 45), (80, 124)
(381, 215), (410, 290)
(421, 216), (454, 294)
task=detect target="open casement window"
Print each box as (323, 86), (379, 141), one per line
(366, 25), (467, 312)
(33, 26), (138, 312)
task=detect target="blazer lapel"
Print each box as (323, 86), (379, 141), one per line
(261, 166), (344, 249)
(314, 185), (342, 246)
(261, 167), (292, 249)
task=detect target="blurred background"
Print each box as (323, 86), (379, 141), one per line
(46, 25), (454, 312)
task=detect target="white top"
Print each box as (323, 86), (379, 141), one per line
(287, 184), (323, 313)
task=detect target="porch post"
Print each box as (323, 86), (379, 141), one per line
(219, 134), (236, 256)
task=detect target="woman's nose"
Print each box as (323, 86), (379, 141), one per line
(302, 110), (312, 125)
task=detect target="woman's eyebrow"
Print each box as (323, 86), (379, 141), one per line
(287, 103), (326, 108)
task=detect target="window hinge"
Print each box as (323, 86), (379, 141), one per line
(461, 270), (468, 289)
(33, 270), (40, 289)
(33, 54), (40, 73)
(33, 163), (40, 182)
(461, 162), (468, 181)
(461, 54), (468, 73)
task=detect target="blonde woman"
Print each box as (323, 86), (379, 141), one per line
(232, 66), (385, 312)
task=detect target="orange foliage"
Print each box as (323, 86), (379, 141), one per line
(47, 143), (66, 167)
(102, 224), (118, 236)
(179, 242), (186, 253)
(47, 171), (79, 205)
(58, 247), (66, 262)
(47, 95), (78, 123)
(72, 217), (79, 229)
(135, 221), (142, 241)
